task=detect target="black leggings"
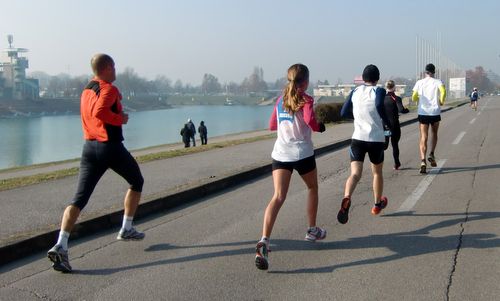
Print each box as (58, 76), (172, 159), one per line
(71, 140), (144, 210)
(384, 126), (401, 165)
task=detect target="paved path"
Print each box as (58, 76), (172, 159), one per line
(0, 105), (434, 249)
(1, 97), (498, 300)
(0, 102), (466, 250)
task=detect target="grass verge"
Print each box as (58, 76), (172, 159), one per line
(0, 133), (276, 192)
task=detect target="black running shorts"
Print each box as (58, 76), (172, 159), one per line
(71, 140), (144, 210)
(272, 155), (316, 175)
(418, 114), (441, 125)
(349, 139), (384, 164)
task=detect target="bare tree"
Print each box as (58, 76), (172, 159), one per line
(201, 73), (221, 95)
(241, 66), (268, 94)
(154, 75), (172, 95)
(466, 66), (496, 92)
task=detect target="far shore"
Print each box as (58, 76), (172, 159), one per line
(0, 94), (275, 119)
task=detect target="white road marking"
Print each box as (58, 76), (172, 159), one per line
(452, 131), (466, 145)
(396, 159), (447, 213)
(469, 118), (476, 124)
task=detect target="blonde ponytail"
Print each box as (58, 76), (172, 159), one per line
(282, 64), (309, 113)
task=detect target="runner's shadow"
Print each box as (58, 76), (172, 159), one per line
(439, 164), (500, 174)
(270, 211), (500, 274)
(73, 211), (500, 275)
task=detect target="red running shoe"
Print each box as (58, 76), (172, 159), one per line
(337, 197), (351, 224)
(371, 196), (388, 215)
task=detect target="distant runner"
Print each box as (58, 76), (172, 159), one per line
(412, 63), (446, 174)
(470, 87), (479, 111)
(383, 80), (409, 170)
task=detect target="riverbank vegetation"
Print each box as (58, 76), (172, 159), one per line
(0, 133), (276, 191)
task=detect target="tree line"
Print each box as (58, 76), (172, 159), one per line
(30, 65), (499, 99)
(31, 66), (286, 99)
(466, 66), (498, 92)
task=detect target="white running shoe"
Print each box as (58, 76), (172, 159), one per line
(305, 227), (327, 242)
(47, 245), (72, 273)
(117, 227), (145, 241)
(255, 241), (269, 270)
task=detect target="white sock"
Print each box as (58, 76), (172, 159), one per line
(260, 236), (269, 246)
(122, 215), (133, 231)
(56, 231), (70, 250)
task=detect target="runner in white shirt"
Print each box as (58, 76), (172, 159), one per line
(337, 64), (392, 225)
(255, 64), (326, 271)
(412, 63), (446, 174)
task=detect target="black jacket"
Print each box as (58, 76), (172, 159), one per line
(383, 91), (409, 129)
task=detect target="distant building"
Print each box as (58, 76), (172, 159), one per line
(314, 79), (408, 99)
(314, 84), (355, 97)
(0, 35), (39, 100)
(353, 75), (364, 85)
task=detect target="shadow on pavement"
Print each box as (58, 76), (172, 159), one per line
(73, 211), (500, 275)
(439, 164), (500, 174)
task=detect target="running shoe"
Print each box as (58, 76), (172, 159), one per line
(394, 163), (401, 170)
(117, 227), (145, 241)
(419, 161), (427, 174)
(255, 241), (269, 270)
(47, 245), (72, 273)
(337, 197), (351, 224)
(305, 227), (327, 242)
(371, 196), (388, 215)
(428, 154), (437, 167)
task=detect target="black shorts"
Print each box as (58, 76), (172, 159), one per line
(418, 115), (441, 125)
(349, 139), (384, 164)
(272, 155), (316, 175)
(71, 140), (144, 210)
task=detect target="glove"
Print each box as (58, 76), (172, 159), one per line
(318, 122), (326, 133)
(384, 125), (392, 137)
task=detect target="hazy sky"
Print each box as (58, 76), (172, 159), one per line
(1, 0), (498, 84)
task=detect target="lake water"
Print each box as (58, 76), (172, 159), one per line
(0, 105), (273, 169)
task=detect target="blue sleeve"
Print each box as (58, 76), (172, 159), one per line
(375, 88), (391, 128)
(341, 90), (354, 119)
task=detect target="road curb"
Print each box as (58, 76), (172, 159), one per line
(0, 102), (467, 266)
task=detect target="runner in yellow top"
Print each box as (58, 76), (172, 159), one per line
(412, 63), (446, 174)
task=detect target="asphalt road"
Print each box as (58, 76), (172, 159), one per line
(1, 97), (499, 300)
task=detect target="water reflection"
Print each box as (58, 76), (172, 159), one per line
(0, 105), (272, 169)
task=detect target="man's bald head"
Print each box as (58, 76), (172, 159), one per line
(91, 54), (114, 76)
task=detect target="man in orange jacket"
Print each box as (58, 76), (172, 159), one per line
(47, 54), (145, 273)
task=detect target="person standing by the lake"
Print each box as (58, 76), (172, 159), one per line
(47, 54), (145, 273)
(187, 118), (196, 146)
(180, 123), (192, 147)
(255, 63), (326, 271)
(198, 121), (208, 145)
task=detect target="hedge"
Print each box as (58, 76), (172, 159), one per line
(314, 103), (344, 123)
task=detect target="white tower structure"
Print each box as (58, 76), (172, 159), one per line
(0, 35), (39, 100)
